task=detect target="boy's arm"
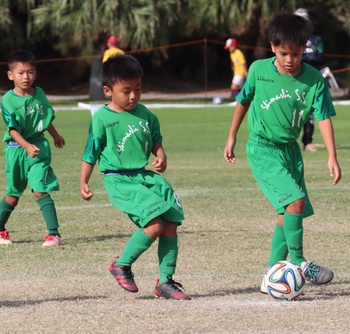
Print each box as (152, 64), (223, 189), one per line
(80, 161), (95, 201)
(318, 118), (341, 185)
(9, 129), (40, 158)
(152, 143), (167, 173)
(47, 124), (65, 148)
(224, 102), (250, 163)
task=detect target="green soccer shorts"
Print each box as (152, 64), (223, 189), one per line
(246, 133), (314, 218)
(5, 138), (59, 197)
(103, 170), (184, 228)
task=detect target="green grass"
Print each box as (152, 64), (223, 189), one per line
(0, 104), (349, 333)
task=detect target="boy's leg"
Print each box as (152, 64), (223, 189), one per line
(268, 222), (288, 266)
(283, 211), (334, 284)
(158, 235), (178, 283)
(109, 227), (156, 293)
(0, 197), (16, 244)
(154, 221), (190, 300)
(283, 212), (305, 266)
(0, 197), (15, 231)
(36, 194), (62, 247)
(117, 228), (156, 266)
(261, 221), (288, 294)
(36, 194), (60, 236)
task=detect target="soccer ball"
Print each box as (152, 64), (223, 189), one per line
(212, 96), (224, 105)
(265, 260), (306, 301)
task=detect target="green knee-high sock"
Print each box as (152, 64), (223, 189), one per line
(117, 228), (155, 266)
(158, 235), (178, 284)
(0, 198), (15, 231)
(283, 212), (305, 266)
(268, 223), (288, 266)
(36, 194), (60, 236)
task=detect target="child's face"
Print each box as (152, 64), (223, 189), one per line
(7, 62), (36, 93)
(104, 77), (141, 112)
(271, 43), (306, 76)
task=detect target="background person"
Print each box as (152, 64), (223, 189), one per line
(295, 8), (325, 152)
(224, 38), (247, 101)
(102, 35), (125, 62)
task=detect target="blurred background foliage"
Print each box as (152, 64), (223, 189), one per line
(0, 0), (349, 94)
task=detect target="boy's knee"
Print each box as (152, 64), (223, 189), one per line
(286, 198), (305, 214)
(161, 221), (178, 237)
(144, 217), (164, 238)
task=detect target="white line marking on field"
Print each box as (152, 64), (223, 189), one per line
(13, 185), (350, 214)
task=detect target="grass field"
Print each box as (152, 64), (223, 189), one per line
(0, 103), (349, 333)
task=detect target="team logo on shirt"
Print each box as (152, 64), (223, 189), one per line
(116, 121), (150, 152)
(26, 103), (44, 116)
(261, 89), (292, 110)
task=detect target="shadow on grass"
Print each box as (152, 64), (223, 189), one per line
(11, 234), (133, 244)
(0, 295), (108, 308)
(137, 286), (259, 300)
(136, 280), (350, 301)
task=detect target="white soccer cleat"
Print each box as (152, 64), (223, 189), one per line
(42, 234), (62, 247)
(0, 230), (12, 245)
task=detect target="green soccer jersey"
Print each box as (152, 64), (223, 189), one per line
(1, 87), (55, 142)
(82, 103), (162, 172)
(236, 57), (335, 144)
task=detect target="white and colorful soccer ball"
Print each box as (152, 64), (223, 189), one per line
(265, 260), (306, 301)
(212, 96), (224, 105)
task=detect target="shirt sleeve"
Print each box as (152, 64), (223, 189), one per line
(235, 61), (257, 104)
(312, 77), (336, 121)
(81, 119), (105, 165)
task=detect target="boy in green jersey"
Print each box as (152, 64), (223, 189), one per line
(224, 13), (341, 293)
(80, 54), (190, 300)
(0, 50), (65, 246)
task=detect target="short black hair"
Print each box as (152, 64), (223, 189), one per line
(101, 54), (144, 89)
(8, 50), (37, 71)
(268, 13), (311, 47)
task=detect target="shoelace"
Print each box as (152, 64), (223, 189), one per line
(44, 235), (57, 241)
(303, 261), (320, 281)
(121, 266), (134, 279)
(166, 279), (185, 292)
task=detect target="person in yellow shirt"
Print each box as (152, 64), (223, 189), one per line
(102, 36), (125, 62)
(224, 38), (247, 100)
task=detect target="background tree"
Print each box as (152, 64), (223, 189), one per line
(0, 0), (349, 93)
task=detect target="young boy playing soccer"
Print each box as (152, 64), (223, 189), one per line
(224, 13), (341, 292)
(0, 50), (65, 246)
(80, 54), (190, 300)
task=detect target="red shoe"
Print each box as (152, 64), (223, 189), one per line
(154, 279), (190, 300)
(109, 258), (138, 293)
(0, 230), (12, 245)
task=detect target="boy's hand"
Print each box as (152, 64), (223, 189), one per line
(152, 156), (167, 173)
(26, 144), (40, 158)
(81, 184), (94, 201)
(53, 135), (65, 148)
(329, 158), (341, 185)
(224, 138), (237, 163)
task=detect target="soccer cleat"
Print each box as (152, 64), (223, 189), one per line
(301, 261), (334, 284)
(0, 230), (12, 245)
(154, 279), (190, 300)
(42, 234), (62, 247)
(109, 258), (138, 293)
(260, 275), (268, 294)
